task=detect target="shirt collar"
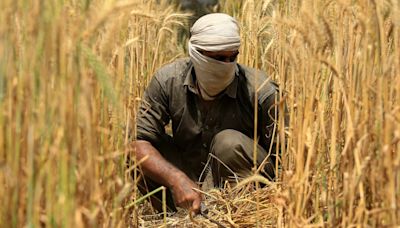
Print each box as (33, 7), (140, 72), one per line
(183, 64), (197, 94)
(183, 62), (238, 99)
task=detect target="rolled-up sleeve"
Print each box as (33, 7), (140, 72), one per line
(136, 73), (170, 145)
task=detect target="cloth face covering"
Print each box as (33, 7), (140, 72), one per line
(189, 13), (241, 100)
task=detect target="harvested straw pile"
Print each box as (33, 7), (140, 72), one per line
(139, 176), (284, 227)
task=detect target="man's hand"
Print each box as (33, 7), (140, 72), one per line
(133, 140), (202, 213)
(170, 174), (202, 214)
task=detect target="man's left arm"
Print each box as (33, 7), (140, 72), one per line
(258, 88), (288, 179)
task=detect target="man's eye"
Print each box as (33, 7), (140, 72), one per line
(215, 56), (225, 61)
(230, 55), (238, 62)
(213, 55), (237, 62)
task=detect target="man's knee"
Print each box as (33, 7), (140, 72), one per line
(211, 129), (250, 164)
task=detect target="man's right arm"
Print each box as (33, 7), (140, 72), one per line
(132, 140), (202, 213)
(134, 69), (202, 213)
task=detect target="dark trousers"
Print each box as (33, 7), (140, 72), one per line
(135, 129), (276, 212)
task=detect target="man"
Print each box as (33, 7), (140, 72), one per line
(132, 13), (283, 214)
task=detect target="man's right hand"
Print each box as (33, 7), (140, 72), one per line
(170, 174), (202, 214)
(133, 140), (202, 213)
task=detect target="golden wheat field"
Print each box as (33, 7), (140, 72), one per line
(0, 0), (399, 227)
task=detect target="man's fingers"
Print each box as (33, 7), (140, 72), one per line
(177, 198), (191, 209)
(191, 196), (201, 213)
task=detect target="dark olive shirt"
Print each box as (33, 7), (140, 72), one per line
(137, 58), (280, 175)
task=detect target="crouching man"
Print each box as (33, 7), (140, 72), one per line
(131, 13), (285, 214)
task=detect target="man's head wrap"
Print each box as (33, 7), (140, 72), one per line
(188, 13), (241, 100)
(189, 13), (241, 51)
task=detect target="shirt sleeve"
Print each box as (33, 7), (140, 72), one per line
(136, 73), (170, 145)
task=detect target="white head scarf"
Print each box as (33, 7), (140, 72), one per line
(189, 13), (241, 100)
